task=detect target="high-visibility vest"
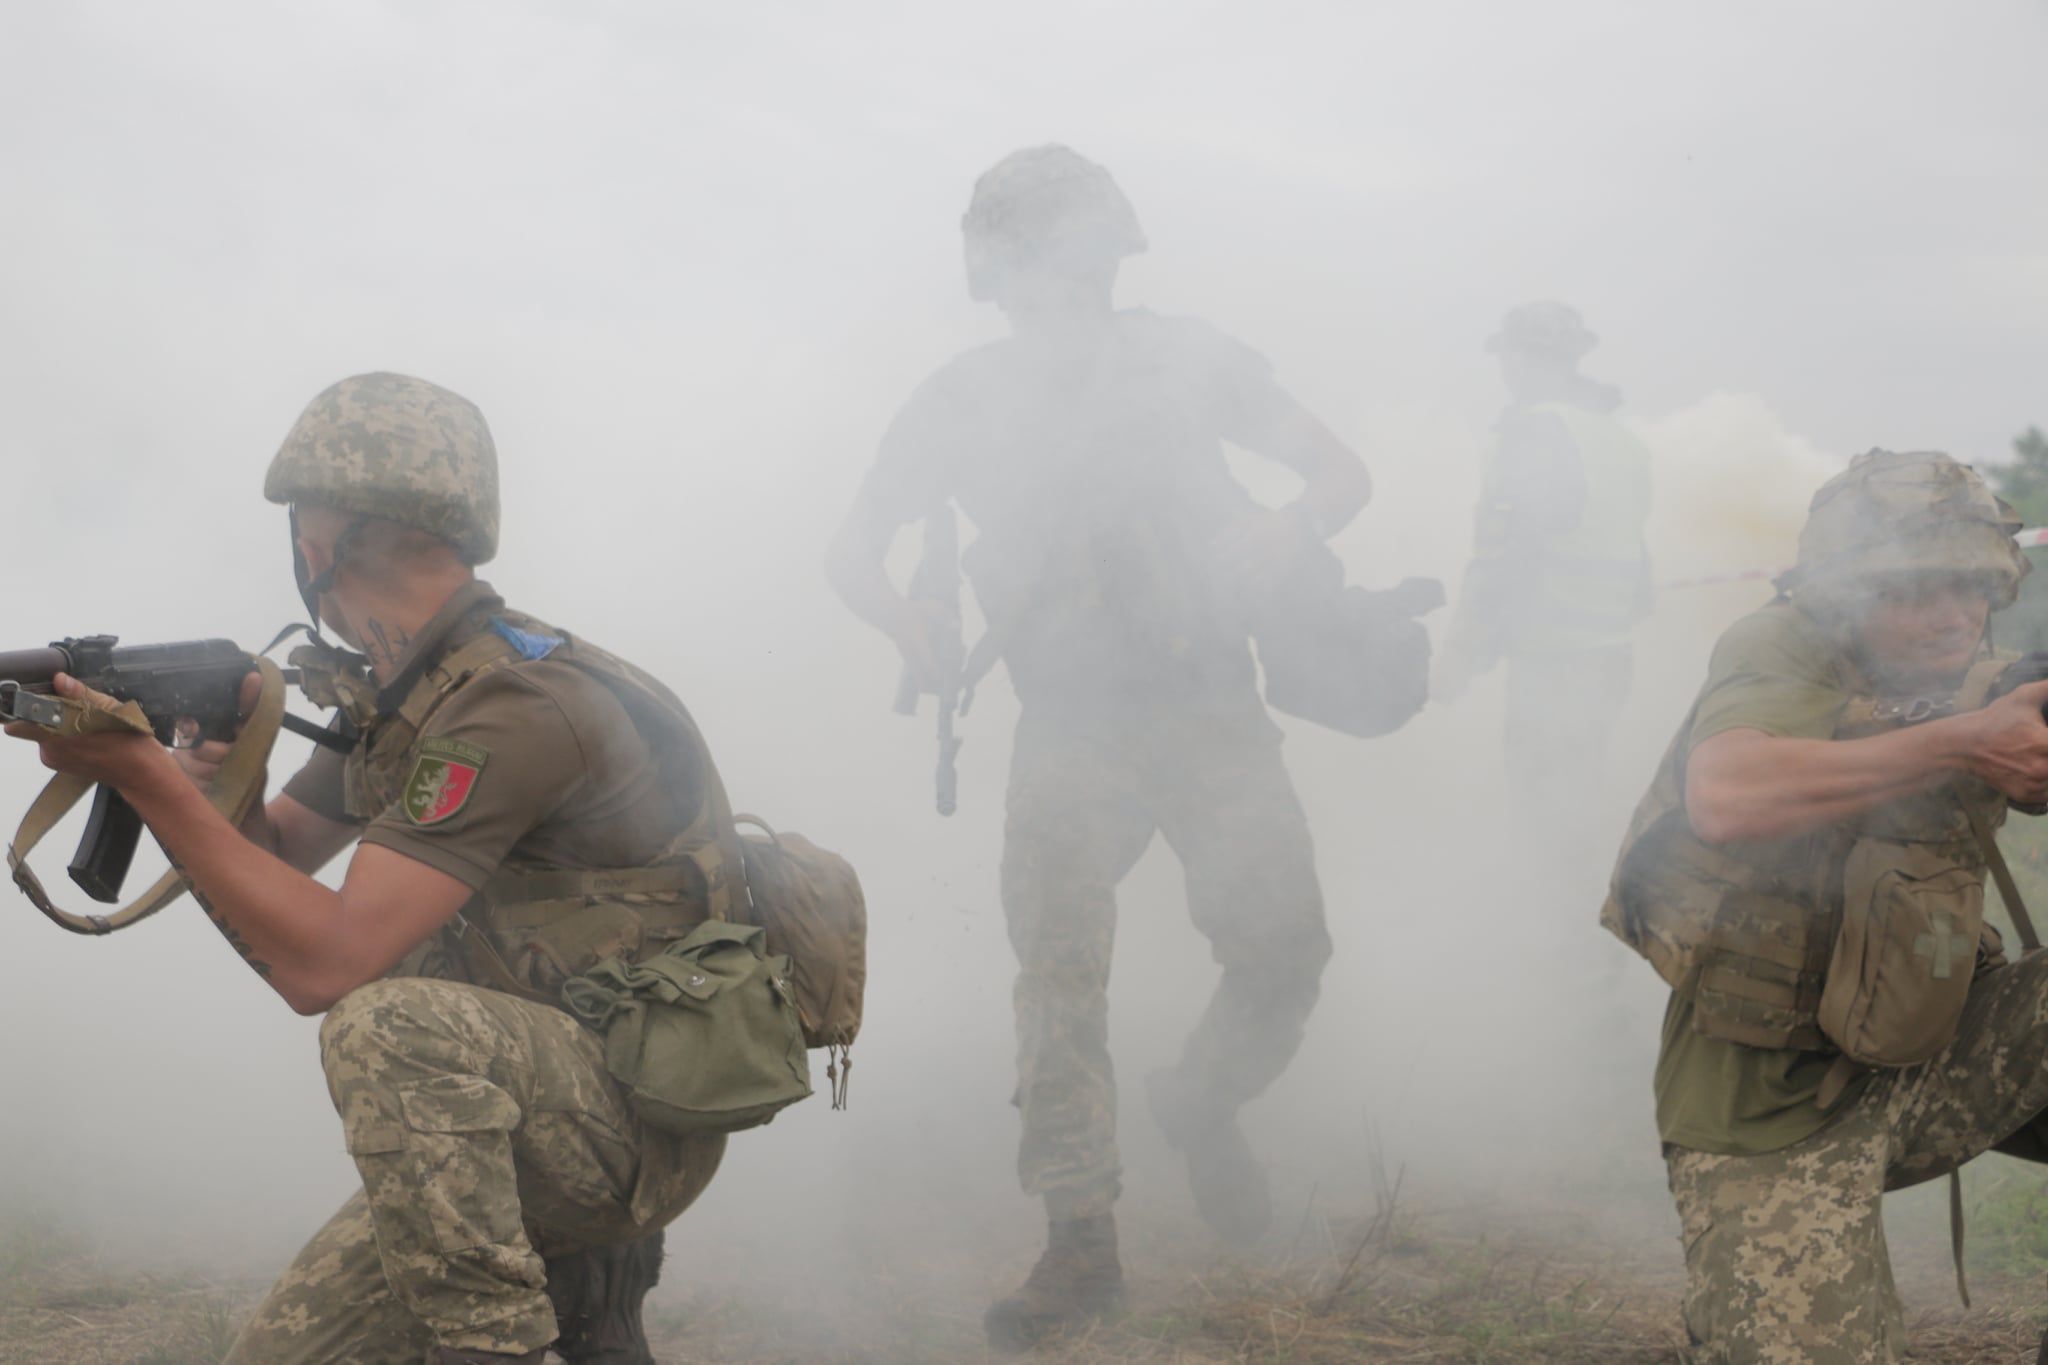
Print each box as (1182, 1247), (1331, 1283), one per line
(1482, 401), (1653, 651)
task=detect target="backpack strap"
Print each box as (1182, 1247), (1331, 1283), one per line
(1961, 798), (2041, 952)
(1950, 1167), (1972, 1308)
(441, 911), (556, 1007)
(1943, 789), (2039, 1311)
(482, 862), (705, 907)
(394, 632), (520, 729)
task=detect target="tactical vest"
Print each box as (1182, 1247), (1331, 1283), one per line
(1485, 401), (1653, 653)
(1602, 622), (2008, 1052)
(342, 602), (746, 1002)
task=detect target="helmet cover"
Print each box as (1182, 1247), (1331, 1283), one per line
(1785, 449), (2027, 611)
(1484, 300), (1598, 362)
(264, 372), (499, 564)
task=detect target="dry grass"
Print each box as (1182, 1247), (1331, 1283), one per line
(4, 1183), (2046, 1364)
(641, 1195), (1689, 1364)
(639, 1159), (2046, 1365)
(0, 1214), (240, 1365)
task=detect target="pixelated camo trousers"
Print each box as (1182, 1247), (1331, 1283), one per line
(1002, 703), (1331, 1219)
(1668, 951), (2048, 1364)
(225, 978), (723, 1364)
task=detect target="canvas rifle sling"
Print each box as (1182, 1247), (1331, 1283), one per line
(7, 659), (286, 935)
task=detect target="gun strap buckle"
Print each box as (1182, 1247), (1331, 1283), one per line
(1871, 695), (1955, 725)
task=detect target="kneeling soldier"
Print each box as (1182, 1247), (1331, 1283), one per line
(10, 374), (724, 1364)
(1605, 449), (2048, 1362)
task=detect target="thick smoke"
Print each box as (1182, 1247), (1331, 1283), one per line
(1, 1), (2044, 1357)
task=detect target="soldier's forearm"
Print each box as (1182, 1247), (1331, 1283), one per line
(118, 756), (351, 1007)
(237, 790), (280, 855)
(1684, 725), (1967, 844)
(825, 516), (921, 644)
(1283, 427), (1371, 537)
(264, 793), (366, 876)
(838, 565), (923, 648)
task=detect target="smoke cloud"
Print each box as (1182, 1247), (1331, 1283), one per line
(1, 1), (2044, 1356)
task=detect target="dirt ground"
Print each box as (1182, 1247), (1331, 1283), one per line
(6, 1189), (2046, 1365)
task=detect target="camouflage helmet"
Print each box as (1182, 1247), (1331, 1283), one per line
(1782, 449), (2027, 610)
(263, 372), (499, 564)
(962, 144), (1147, 301)
(1484, 300), (1598, 361)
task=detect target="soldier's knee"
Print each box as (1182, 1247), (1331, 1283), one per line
(317, 978), (457, 1068)
(1221, 924), (1331, 983)
(319, 978), (392, 1050)
(1278, 931), (1333, 995)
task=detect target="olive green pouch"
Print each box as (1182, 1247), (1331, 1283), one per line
(562, 919), (812, 1136)
(1818, 838), (1983, 1067)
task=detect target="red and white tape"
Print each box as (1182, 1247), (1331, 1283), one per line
(1660, 528), (2048, 592)
(1657, 567), (1782, 592)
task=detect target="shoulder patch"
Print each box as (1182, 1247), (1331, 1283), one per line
(490, 618), (563, 661)
(402, 737), (489, 826)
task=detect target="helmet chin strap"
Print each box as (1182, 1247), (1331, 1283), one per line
(290, 505), (370, 644)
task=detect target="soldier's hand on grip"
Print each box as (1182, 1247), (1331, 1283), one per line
(171, 669), (263, 790)
(1962, 678), (2048, 806)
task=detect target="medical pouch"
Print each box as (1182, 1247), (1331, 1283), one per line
(1818, 837), (1984, 1068)
(562, 918), (812, 1136)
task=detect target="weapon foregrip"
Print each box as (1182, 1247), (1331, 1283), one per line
(68, 785), (144, 904)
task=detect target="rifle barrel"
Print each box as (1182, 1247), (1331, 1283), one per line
(0, 648), (68, 688)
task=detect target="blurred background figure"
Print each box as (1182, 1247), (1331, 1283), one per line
(1982, 427), (2048, 937)
(1987, 428), (2048, 651)
(1435, 301), (1653, 866)
(826, 144), (1370, 1351)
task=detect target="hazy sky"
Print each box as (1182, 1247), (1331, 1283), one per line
(1, 0), (2043, 1275)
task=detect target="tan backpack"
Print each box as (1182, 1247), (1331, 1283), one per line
(441, 629), (869, 1109)
(733, 815), (867, 1107)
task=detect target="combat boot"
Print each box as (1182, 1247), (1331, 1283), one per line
(544, 1228), (666, 1365)
(1147, 1068), (1272, 1246)
(432, 1350), (547, 1364)
(983, 1213), (1127, 1352)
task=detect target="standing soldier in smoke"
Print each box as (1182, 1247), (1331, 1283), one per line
(1604, 451), (2048, 1363)
(827, 145), (1370, 1349)
(5, 374), (724, 1364)
(1435, 301), (1652, 839)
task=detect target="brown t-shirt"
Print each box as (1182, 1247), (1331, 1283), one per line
(283, 648), (678, 890)
(1641, 603), (1857, 1155)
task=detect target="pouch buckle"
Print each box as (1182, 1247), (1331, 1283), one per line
(1873, 695), (1955, 725)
